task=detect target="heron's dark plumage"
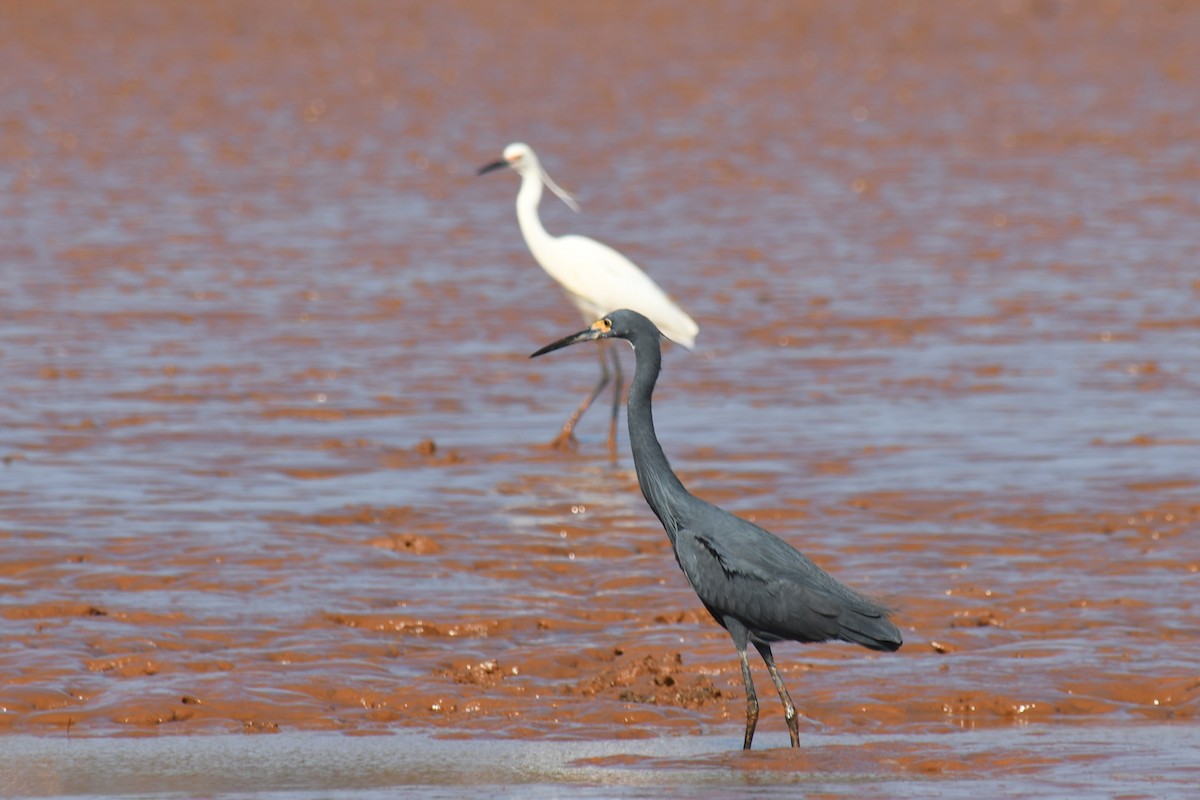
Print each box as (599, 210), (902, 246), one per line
(675, 504), (901, 651)
(532, 309), (902, 750)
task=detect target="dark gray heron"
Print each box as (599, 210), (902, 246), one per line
(531, 309), (902, 750)
(479, 143), (698, 454)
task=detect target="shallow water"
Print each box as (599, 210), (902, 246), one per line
(4, 725), (1200, 798)
(2, 0), (1199, 795)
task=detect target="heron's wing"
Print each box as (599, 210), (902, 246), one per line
(673, 525), (844, 643)
(674, 514), (901, 650)
(539, 235), (698, 348)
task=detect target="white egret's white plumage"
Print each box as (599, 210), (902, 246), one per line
(479, 142), (699, 452)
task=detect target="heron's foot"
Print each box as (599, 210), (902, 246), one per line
(547, 429), (579, 452)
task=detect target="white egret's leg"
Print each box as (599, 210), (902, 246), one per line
(605, 344), (624, 457)
(549, 340), (610, 450)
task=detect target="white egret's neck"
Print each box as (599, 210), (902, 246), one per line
(515, 169), (552, 253)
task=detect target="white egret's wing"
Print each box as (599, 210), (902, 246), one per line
(536, 234), (698, 348)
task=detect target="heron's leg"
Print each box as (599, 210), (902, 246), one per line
(723, 619), (759, 750)
(738, 645), (759, 750)
(754, 640), (800, 748)
(605, 343), (624, 457)
(549, 341), (610, 450)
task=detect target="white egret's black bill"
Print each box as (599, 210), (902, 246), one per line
(477, 159), (508, 176)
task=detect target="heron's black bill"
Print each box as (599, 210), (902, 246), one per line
(477, 159), (508, 176)
(530, 327), (601, 358)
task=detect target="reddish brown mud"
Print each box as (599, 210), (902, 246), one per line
(1, 0), (1198, 794)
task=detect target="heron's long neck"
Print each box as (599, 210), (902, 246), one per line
(515, 172), (552, 253)
(625, 337), (690, 543)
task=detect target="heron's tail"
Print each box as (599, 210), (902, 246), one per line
(839, 609), (903, 652)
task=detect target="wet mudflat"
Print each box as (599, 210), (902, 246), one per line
(4, 725), (1199, 798)
(1, 1), (1198, 796)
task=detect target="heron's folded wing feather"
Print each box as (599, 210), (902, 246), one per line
(674, 526), (844, 642)
(674, 517), (901, 650)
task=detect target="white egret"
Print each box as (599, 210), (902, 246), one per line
(479, 143), (699, 454)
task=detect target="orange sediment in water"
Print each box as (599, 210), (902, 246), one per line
(2, 1), (1198, 793)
